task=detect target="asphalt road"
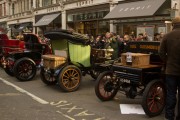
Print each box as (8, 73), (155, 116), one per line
(0, 67), (165, 120)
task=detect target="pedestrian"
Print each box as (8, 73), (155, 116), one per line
(159, 32), (165, 41)
(94, 35), (105, 49)
(159, 16), (180, 120)
(104, 32), (122, 59)
(143, 32), (151, 41)
(122, 34), (131, 53)
(154, 33), (160, 41)
(136, 33), (144, 41)
(16, 31), (24, 40)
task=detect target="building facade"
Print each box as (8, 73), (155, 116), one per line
(0, 0), (180, 38)
(0, 0), (8, 33)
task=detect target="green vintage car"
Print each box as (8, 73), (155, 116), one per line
(40, 29), (113, 92)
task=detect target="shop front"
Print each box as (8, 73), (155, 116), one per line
(104, 0), (172, 40)
(67, 4), (110, 37)
(34, 12), (61, 34)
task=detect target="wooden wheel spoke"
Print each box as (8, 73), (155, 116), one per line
(63, 73), (69, 78)
(64, 81), (70, 87)
(104, 91), (108, 97)
(156, 87), (162, 95)
(156, 99), (164, 106)
(65, 71), (70, 77)
(70, 69), (75, 76)
(71, 72), (79, 77)
(152, 102), (159, 112)
(148, 99), (154, 106)
(73, 77), (79, 80)
(149, 101), (155, 111)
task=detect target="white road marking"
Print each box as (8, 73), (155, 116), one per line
(56, 111), (75, 120)
(0, 77), (49, 104)
(0, 93), (21, 96)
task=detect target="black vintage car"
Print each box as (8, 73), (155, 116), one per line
(2, 33), (52, 81)
(95, 41), (166, 117)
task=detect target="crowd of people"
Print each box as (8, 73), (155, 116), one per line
(89, 31), (165, 60)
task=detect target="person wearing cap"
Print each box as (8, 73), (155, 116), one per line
(159, 16), (180, 120)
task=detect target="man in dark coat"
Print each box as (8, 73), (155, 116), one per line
(159, 16), (180, 120)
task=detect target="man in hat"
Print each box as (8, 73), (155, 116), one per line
(159, 16), (180, 120)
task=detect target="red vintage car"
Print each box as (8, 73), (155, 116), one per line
(0, 34), (25, 65)
(0, 33), (52, 81)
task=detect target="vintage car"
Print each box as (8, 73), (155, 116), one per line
(0, 33), (25, 64)
(2, 33), (52, 81)
(40, 30), (113, 92)
(95, 41), (166, 117)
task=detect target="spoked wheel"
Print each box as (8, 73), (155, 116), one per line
(95, 71), (119, 101)
(40, 67), (57, 85)
(13, 57), (36, 81)
(142, 80), (166, 117)
(58, 65), (82, 92)
(4, 57), (15, 76)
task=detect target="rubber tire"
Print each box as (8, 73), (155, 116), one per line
(58, 65), (82, 92)
(13, 57), (36, 81)
(40, 67), (57, 85)
(142, 80), (166, 117)
(95, 71), (118, 101)
(4, 57), (15, 76)
(0, 55), (3, 68)
(4, 67), (14, 76)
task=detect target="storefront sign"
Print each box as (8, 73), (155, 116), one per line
(47, 6), (59, 13)
(119, 5), (151, 13)
(76, 0), (93, 7)
(74, 11), (108, 21)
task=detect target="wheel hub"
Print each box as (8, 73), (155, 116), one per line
(154, 96), (161, 101)
(104, 82), (114, 92)
(69, 77), (74, 81)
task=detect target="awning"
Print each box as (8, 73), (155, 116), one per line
(104, 0), (166, 19)
(34, 13), (60, 26)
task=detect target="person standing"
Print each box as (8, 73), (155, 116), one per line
(159, 32), (165, 41)
(159, 16), (180, 120)
(104, 32), (122, 59)
(154, 33), (160, 41)
(16, 32), (24, 40)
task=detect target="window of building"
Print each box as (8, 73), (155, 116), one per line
(31, 0), (33, 8)
(20, 1), (23, 12)
(23, 0), (26, 11)
(42, 0), (52, 7)
(3, 3), (6, 16)
(26, 0), (29, 11)
(12, 3), (15, 15)
(36, 0), (40, 8)
(0, 4), (2, 17)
